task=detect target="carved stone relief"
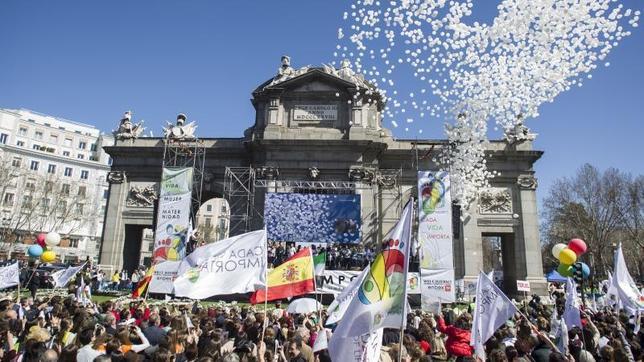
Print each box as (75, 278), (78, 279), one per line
(517, 175), (538, 190)
(479, 187), (513, 214)
(126, 184), (158, 208)
(107, 171), (126, 184)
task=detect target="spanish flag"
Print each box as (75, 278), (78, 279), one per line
(132, 265), (155, 299)
(250, 247), (315, 304)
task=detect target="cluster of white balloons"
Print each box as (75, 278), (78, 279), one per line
(335, 0), (638, 209)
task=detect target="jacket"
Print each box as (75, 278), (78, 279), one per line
(436, 317), (473, 357)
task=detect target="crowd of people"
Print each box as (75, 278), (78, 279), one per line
(0, 272), (642, 362)
(266, 242), (375, 270)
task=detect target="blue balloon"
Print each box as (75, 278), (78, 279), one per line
(580, 262), (591, 279)
(27, 244), (43, 258)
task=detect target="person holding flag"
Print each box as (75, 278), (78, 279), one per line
(132, 266), (156, 299)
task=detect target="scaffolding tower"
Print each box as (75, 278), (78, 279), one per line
(223, 167), (256, 236)
(162, 138), (207, 218)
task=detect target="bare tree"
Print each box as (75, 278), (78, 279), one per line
(0, 154), (101, 254)
(542, 164), (643, 279)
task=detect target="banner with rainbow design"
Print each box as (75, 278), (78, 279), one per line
(332, 200), (413, 338)
(417, 171), (453, 269)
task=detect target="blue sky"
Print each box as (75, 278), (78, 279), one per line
(1, 0), (642, 209)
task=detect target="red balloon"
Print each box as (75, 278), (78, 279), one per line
(36, 233), (46, 243)
(36, 239), (46, 248)
(568, 238), (587, 256)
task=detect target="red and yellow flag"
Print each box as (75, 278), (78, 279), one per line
(250, 247), (315, 304)
(132, 266), (155, 299)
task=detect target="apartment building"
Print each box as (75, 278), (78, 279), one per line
(0, 108), (113, 261)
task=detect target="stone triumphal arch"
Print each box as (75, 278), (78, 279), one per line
(100, 57), (545, 295)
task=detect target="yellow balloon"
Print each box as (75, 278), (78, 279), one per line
(41, 250), (56, 263)
(558, 248), (577, 265)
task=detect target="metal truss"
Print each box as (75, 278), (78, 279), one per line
(223, 167), (256, 237)
(162, 139), (206, 218)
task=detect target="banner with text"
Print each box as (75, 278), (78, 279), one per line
(153, 167), (193, 262)
(148, 260), (181, 294)
(420, 268), (456, 309)
(418, 171), (453, 269)
(318, 270), (420, 295)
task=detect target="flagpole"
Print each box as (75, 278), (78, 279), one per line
(398, 198), (413, 362)
(260, 228), (269, 345)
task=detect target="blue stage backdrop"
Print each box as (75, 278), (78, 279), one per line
(264, 193), (361, 243)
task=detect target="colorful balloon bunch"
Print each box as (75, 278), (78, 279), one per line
(552, 238), (589, 278)
(26, 232), (61, 263)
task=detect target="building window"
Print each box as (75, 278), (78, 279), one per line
(90, 143), (98, 152)
(12, 158), (21, 167)
(78, 141), (87, 150)
(25, 181), (36, 191)
(64, 138), (72, 147)
(45, 182), (53, 192)
(76, 203), (84, 214)
(77, 154), (84, 160)
(0, 133), (8, 144)
(50, 134), (58, 143)
(18, 127), (27, 136)
(103, 189), (109, 199)
(61, 184), (70, 195)
(206, 205), (212, 212)
(30, 161), (39, 171)
(3, 193), (14, 206)
(57, 200), (67, 212)
(47, 164), (56, 174)
(80, 170), (89, 180)
(32, 144), (41, 150)
(34, 131), (43, 140)
(78, 186), (86, 197)
(62, 151), (70, 157)
(64, 167), (73, 177)
(59, 126), (65, 130)
(69, 239), (79, 248)
(43, 198), (51, 209)
(16, 140), (24, 147)
(44, 123), (51, 127)
(22, 195), (33, 208)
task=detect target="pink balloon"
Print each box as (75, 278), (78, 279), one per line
(36, 233), (46, 243)
(568, 238), (587, 256)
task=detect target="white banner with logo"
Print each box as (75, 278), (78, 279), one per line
(318, 270), (420, 295)
(173, 230), (267, 299)
(153, 167), (193, 262)
(148, 260), (181, 294)
(420, 268), (455, 308)
(417, 171), (453, 269)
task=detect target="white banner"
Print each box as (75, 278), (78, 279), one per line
(148, 260), (181, 294)
(418, 171), (453, 269)
(318, 270), (420, 295)
(420, 268), (455, 307)
(173, 230), (267, 299)
(328, 328), (383, 362)
(0, 263), (19, 289)
(516, 280), (531, 292)
(52, 263), (86, 288)
(153, 167), (193, 262)
(326, 268), (369, 326)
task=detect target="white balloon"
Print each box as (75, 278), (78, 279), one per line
(45, 232), (61, 246)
